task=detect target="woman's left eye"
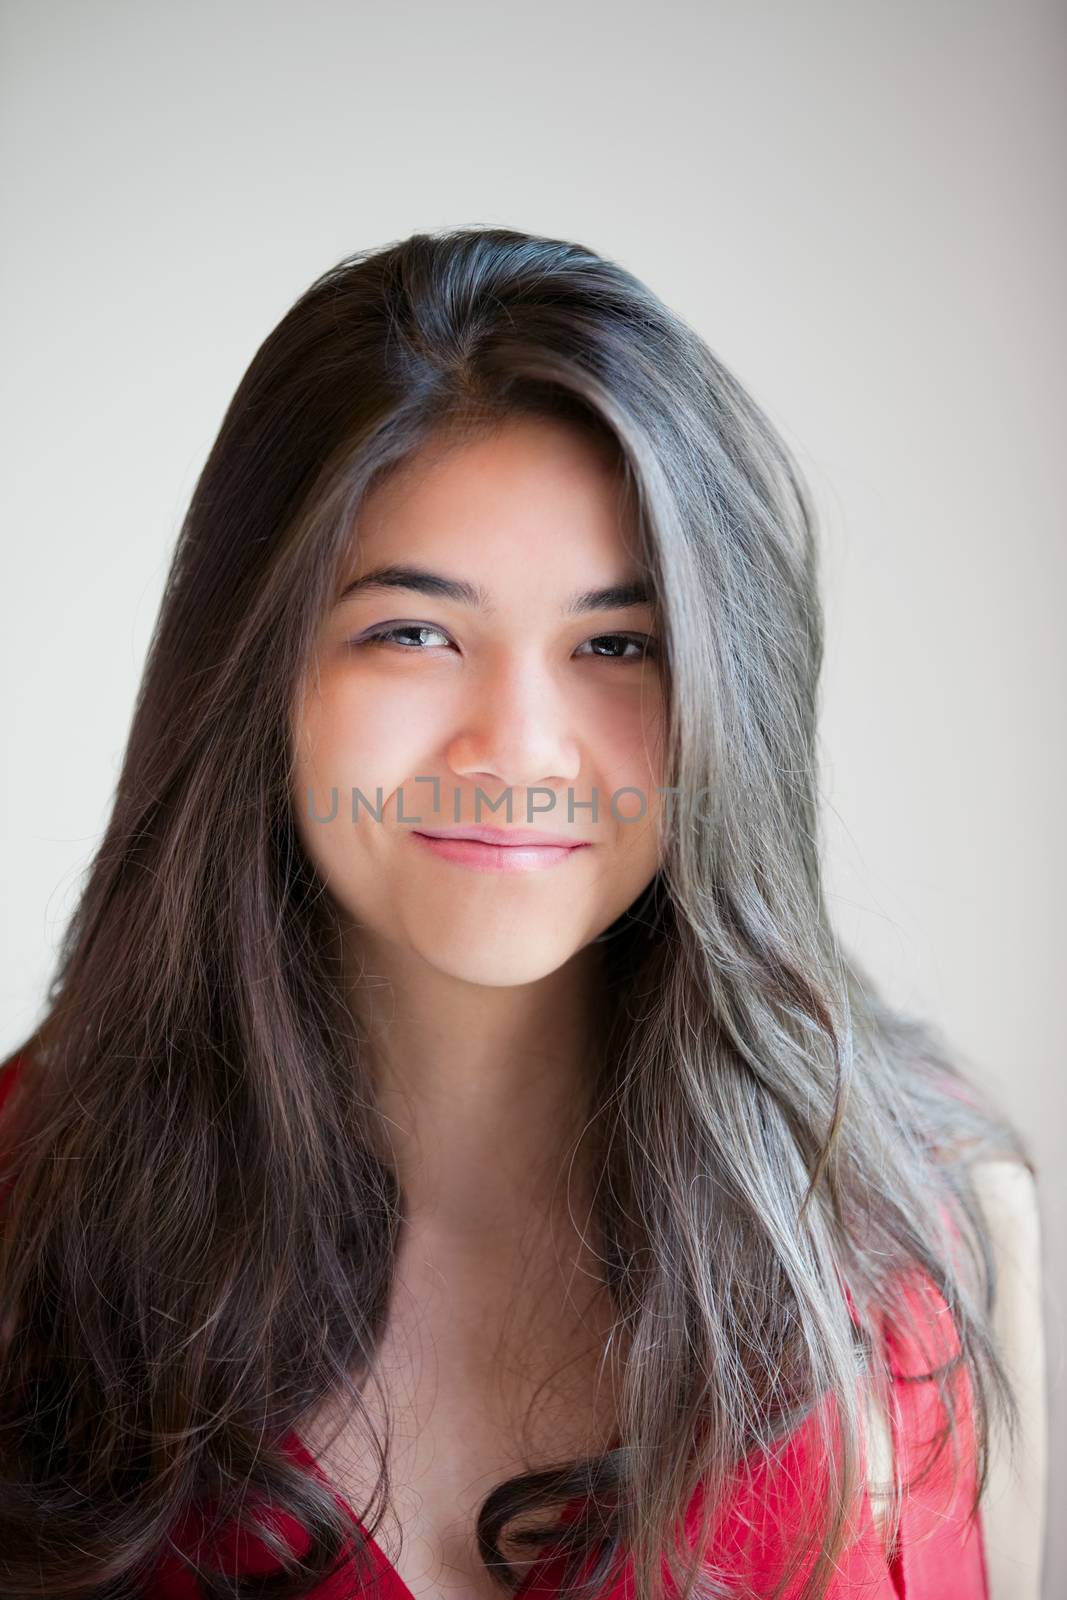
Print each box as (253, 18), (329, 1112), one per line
(577, 633), (660, 662)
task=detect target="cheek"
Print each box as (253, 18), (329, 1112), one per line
(587, 692), (666, 872)
(593, 688), (666, 796)
(293, 674), (438, 794)
(290, 678), (409, 884)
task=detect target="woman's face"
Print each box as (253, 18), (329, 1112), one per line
(291, 415), (666, 987)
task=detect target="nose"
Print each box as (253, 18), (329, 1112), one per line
(445, 653), (582, 792)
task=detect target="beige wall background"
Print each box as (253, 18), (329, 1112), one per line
(2, 0), (1062, 1590)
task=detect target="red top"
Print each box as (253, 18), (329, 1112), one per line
(0, 1053), (989, 1598)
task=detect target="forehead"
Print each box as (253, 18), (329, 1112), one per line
(351, 416), (639, 578)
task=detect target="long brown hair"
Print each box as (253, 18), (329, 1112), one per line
(0, 226), (1030, 1599)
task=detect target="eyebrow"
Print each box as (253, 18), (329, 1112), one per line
(337, 563), (652, 616)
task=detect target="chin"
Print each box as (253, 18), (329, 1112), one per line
(409, 936), (583, 989)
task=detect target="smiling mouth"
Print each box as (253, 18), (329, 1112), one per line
(410, 830), (591, 874)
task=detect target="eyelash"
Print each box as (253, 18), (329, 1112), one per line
(354, 624), (660, 662)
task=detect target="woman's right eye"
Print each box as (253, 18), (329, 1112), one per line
(355, 623), (453, 650)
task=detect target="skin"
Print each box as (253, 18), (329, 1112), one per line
(289, 415), (665, 1593)
(291, 414), (666, 1243)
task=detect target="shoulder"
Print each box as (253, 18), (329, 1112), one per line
(970, 1159), (1046, 1600)
(969, 1157), (1041, 1231)
(0, 1049), (30, 1120)
(0, 1049), (26, 1117)
(969, 1160), (1044, 1352)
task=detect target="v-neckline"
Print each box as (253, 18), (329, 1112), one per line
(283, 1402), (918, 1600)
(283, 1427), (600, 1600)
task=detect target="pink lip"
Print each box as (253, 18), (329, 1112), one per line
(413, 825), (587, 847)
(410, 827), (591, 874)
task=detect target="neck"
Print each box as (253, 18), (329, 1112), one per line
(342, 932), (608, 1246)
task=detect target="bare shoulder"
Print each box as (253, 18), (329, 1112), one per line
(969, 1159), (1047, 1600)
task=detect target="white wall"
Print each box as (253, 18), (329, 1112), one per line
(2, 0), (1062, 1587)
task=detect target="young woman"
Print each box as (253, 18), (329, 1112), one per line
(0, 227), (1045, 1600)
